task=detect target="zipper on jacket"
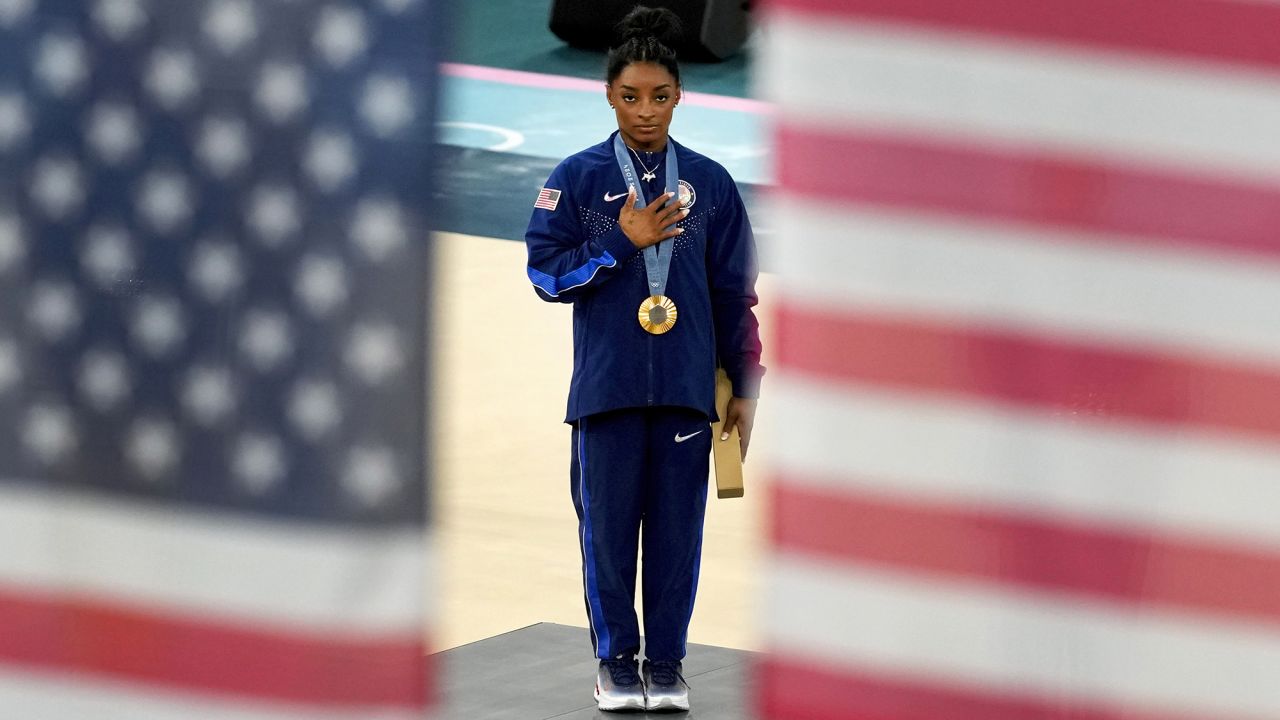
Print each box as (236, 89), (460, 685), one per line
(646, 334), (654, 405)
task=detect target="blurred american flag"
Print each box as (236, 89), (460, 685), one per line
(760, 1), (1280, 718)
(0, 0), (436, 716)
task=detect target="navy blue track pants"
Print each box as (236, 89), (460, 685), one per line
(571, 407), (712, 662)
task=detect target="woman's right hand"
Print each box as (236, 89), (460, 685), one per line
(619, 187), (688, 249)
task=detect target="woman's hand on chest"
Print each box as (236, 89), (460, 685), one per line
(619, 187), (689, 249)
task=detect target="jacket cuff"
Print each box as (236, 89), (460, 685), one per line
(728, 365), (763, 399)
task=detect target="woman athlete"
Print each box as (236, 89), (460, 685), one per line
(524, 6), (763, 712)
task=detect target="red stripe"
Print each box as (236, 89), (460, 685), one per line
(777, 125), (1280, 262)
(759, 655), (1219, 720)
(0, 589), (428, 708)
(768, 0), (1280, 72)
(778, 302), (1280, 441)
(771, 481), (1280, 625)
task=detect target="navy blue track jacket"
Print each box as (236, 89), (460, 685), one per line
(525, 132), (764, 423)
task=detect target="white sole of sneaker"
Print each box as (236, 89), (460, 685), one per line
(594, 686), (646, 712)
(645, 696), (690, 712)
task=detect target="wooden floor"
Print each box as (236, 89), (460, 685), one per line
(431, 231), (778, 653)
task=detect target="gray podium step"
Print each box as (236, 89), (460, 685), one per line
(437, 622), (757, 719)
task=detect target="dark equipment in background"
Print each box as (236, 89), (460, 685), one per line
(549, 0), (752, 62)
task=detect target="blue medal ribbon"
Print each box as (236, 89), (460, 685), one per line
(612, 133), (679, 299)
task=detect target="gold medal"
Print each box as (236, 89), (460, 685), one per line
(638, 295), (678, 334)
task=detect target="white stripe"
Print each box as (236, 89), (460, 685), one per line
(0, 669), (428, 720)
(762, 14), (1280, 184)
(0, 483), (430, 635)
(766, 554), (1280, 719)
(770, 375), (1280, 548)
(770, 198), (1280, 366)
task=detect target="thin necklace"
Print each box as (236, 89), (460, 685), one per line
(629, 146), (661, 182)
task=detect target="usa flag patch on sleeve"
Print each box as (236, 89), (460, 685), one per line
(534, 187), (562, 211)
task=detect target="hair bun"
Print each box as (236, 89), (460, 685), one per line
(616, 6), (683, 48)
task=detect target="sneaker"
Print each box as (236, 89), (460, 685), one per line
(595, 656), (645, 712)
(642, 660), (689, 712)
